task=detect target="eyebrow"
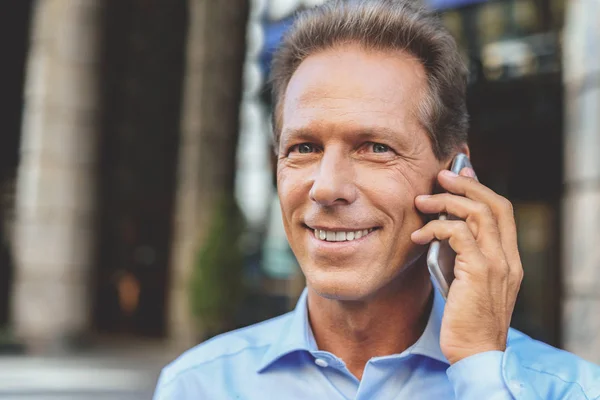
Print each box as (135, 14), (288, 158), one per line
(279, 128), (318, 150)
(353, 127), (404, 143)
(280, 125), (411, 150)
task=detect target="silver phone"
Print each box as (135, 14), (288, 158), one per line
(426, 153), (472, 300)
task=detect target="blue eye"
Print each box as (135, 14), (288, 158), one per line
(296, 143), (314, 154)
(372, 143), (390, 153)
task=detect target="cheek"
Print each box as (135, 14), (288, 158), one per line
(356, 167), (425, 219)
(277, 168), (309, 221)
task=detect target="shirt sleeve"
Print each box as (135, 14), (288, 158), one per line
(152, 370), (171, 400)
(152, 369), (194, 400)
(446, 351), (514, 400)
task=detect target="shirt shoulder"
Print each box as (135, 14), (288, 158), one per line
(506, 328), (600, 398)
(157, 312), (292, 388)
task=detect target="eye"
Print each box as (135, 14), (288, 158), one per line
(290, 143), (316, 154)
(370, 143), (391, 153)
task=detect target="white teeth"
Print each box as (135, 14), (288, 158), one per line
(313, 228), (374, 242)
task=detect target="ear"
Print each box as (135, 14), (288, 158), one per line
(458, 143), (470, 158)
(443, 143), (471, 169)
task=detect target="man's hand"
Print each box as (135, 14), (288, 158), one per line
(411, 167), (523, 365)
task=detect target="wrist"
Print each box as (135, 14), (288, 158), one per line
(446, 351), (511, 399)
(446, 343), (506, 365)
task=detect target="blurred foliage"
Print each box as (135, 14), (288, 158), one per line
(189, 197), (246, 338)
(0, 326), (25, 354)
(0, 326), (13, 344)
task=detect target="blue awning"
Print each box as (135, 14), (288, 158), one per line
(260, 0), (491, 77)
(260, 16), (294, 78)
(427, 0), (490, 10)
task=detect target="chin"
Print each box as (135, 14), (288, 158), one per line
(304, 264), (387, 301)
(302, 249), (428, 302)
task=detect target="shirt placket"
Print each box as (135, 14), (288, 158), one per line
(311, 350), (360, 399)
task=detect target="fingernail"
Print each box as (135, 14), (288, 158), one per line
(441, 170), (458, 178)
(411, 229), (427, 244)
(462, 167), (476, 178)
(416, 194), (431, 200)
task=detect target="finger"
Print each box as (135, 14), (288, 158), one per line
(459, 166), (478, 181)
(438, 170), (499, 207)
(415, 193), (499, 244)
(438, 170), (521, 272)
(412, 220), (494, 281)
(411, 220), (485, 266)
(441, 170), (523, 320)
(412, 219), (509, 281)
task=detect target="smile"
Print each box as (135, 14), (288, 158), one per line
(306, 225), (377, 242)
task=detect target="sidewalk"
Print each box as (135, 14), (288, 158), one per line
(0, 341), (178, 399)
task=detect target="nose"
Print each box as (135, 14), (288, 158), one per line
(309, 148), (357, 207)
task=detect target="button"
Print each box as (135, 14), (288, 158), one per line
(510, 381), (523, 394)
(314, 358), (329, 368)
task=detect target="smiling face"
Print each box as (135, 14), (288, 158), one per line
(277, 44), (446, 301)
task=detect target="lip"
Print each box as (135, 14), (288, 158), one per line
(304, 224), (377, 232)
(304, 225), (378, 252)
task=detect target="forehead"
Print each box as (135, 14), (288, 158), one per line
(282, 44), (427, 136)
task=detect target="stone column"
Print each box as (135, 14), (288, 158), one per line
(561, 0), (600, 363)
(168, 0), (249, 348)
(166, 0), (209, 351)
(11, 0), (103, 352)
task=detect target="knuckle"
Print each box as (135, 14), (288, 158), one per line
(515, 266), (524, 283)
(438, 193), (453, 203)
(499, 197), (514, 216)
(507, 264), (524, 285)
(474, 202), (492, 218)
(465, 175), (478, 185)
(450, 220), (469, 236)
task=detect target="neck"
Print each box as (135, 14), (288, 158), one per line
(307, 259), (433, 380)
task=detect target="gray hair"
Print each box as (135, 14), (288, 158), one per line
(269, 0), (469, 159)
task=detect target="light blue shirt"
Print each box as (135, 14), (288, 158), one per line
(154, 287), (600, 399)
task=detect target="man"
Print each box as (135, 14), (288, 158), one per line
(154, 1), (600, 398)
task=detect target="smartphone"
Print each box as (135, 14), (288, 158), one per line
(426, 153), (473, 300)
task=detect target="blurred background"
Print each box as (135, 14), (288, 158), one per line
(0, 0), (598, 397)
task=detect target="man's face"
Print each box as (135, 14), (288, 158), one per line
(277, 44), (445, 301)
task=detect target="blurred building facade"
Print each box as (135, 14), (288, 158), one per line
(1, 0), (249, 351)
(561, 0), (600, 360)
(0, 0), (598, 363)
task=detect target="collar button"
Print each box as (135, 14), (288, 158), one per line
(314, 358), (329, 368)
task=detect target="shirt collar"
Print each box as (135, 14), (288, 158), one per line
(257, 283), (449, 372)
(406, 284), (449, 364)
(257, 288), (315, 372)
